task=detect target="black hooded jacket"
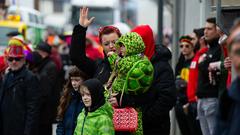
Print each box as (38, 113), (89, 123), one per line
(142, 45), (176, 132)
(82, 79), (105, 113)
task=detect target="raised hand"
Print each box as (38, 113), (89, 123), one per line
(79, 7), (95, 27)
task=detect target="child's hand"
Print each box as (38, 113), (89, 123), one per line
(107, 51), (115, 57)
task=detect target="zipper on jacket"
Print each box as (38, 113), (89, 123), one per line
(81, 112), (88, 135)
(98, 66), (104, 76)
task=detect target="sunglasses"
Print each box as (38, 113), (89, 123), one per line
(180, 44), (190, 49)
(7, 57), (23, 62)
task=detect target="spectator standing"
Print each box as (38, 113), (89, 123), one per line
(196, 17), (221, 135)
(0, 44), (41, 135)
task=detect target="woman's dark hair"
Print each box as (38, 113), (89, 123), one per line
(57, 66), (88, 120)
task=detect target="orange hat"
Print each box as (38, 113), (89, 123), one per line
(7, 45), (25, 58)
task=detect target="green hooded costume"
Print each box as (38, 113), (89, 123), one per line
(108, 32), (154, 135)
(108, 32), (154, 95)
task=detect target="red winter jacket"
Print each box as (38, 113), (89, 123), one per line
(187, 47), (208, 102)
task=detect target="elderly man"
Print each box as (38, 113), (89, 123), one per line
(0, 41), (41, 135)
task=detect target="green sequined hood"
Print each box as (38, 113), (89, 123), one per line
(115, 32), (145, 56)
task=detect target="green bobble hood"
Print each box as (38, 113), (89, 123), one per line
(115, 32), (145, 56)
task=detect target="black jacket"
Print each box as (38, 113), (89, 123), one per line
(142, 45), (176, 135)
(36, 57), (59, 124)
(197, 38), (222, 98)
(70, 24), (111, 84)
(0, 66), (41, 135)
(214, 77), (240, 135)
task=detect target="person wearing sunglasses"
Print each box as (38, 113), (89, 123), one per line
(175, 35), (195, 135)
(0, 43), (41, 135)
(70, 7), (121, 84)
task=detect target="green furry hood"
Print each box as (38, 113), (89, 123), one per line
(115, 32), (145, 56)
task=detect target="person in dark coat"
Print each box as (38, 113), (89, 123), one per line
(214, 26), (240, 135)
(175, 35), (195, 135)
(70, 7), (121, 84)
(0, 44), (41, 135)
(196, 17), (221, 135)
(56, 66), (88, 135)
(33, 42), (59, 135)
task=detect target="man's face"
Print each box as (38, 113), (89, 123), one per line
(180, 42), (194, 56)
(101, 32), (119, 54)
(7, 57), (25, 71)
(204, 22), (219, 42)
(230, 42), (240, 75)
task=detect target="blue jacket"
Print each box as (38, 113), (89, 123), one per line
(56, 90), (84, 135)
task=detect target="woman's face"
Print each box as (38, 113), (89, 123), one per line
(71, 77), (83, 91)
(80, 87), (92, 108)
(101, 32), (119, 54)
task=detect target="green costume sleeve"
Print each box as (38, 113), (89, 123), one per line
(108, 53), (118, 70)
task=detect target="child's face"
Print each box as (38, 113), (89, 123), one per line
(117, 43), (127, 57)
(71, 76), (83, 91)
(80, 87), (92, 108)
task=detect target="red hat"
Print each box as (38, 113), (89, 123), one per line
(7, 45), (25, 58)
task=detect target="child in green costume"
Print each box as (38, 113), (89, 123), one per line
(108, 32), (154, 95)
(108, 32), (154, 135)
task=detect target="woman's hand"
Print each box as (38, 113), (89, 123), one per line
(79, 7), (95, 28)
(108, 93), (119, 107)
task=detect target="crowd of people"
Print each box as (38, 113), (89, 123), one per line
(0, 6), (240, 135)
